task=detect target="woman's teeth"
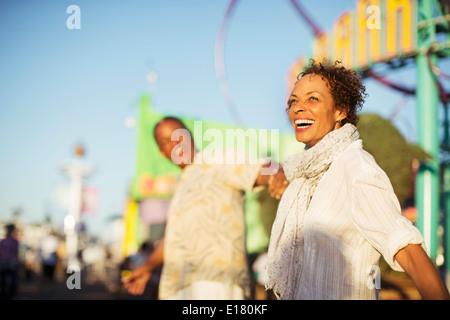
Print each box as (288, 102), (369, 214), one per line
(295, 119), (315, 128)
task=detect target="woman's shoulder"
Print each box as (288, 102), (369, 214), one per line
(334, 140), (387, 180)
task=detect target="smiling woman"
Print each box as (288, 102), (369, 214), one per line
(265, 59), (450, 300)
(286, 60), (367, 148)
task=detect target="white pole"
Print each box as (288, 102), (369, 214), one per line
(61, 145), (92, 269)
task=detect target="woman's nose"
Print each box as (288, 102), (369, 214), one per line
(291, 103), (305, 113)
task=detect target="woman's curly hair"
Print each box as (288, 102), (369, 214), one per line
(298, 59), (367, 126)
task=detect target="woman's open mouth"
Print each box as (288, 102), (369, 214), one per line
(294, 119), (315, 130)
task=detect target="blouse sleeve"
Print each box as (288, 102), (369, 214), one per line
(212, 148), (263, 191)
(351, 167), (424, 272)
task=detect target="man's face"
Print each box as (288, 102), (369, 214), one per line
(154, 120), (194, 168)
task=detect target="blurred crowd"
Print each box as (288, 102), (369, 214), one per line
(0, 221), (128, 300)
(0, 221), (272, 300)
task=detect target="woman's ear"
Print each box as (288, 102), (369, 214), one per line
(335, 107), (348, 123)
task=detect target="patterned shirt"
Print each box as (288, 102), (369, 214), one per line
(158, 150), (262, 299)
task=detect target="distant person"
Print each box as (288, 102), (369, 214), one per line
(265, 59), (450, 300)
(122, 117), (288, 299)
(0, 224), (19, 299)
(39, 232), (59, 283)
(24, 246), (38, 282)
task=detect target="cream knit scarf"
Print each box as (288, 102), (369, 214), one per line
(265, 124), (360, 299)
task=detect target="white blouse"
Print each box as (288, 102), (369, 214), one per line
(280, 140), (424, 300)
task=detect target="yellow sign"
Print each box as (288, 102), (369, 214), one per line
(334, 11), (354, 68)
(356, 0), (383, 68)
(288, 0), (418, 87)
(122, 198), (139, 257)
(384, 0), (417, 59)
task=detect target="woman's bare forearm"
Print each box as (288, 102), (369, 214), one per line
(395, 244), (450, 300)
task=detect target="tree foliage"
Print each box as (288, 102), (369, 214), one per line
(357, 113), (430, 207)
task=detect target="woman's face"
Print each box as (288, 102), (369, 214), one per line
(288, 74), (346, 148)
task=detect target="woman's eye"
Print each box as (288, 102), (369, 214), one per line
(288, 99), (298, 107)
(309, 97), (318, 101)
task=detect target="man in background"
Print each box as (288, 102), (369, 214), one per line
(122, 117), (287, 299)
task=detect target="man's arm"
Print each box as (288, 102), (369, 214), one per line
(122, 238), (165, 296)
(395, 243), (450, 300)
(255, 161), (289, 199)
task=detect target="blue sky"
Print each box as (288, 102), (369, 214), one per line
(0, 0), (448, 236)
